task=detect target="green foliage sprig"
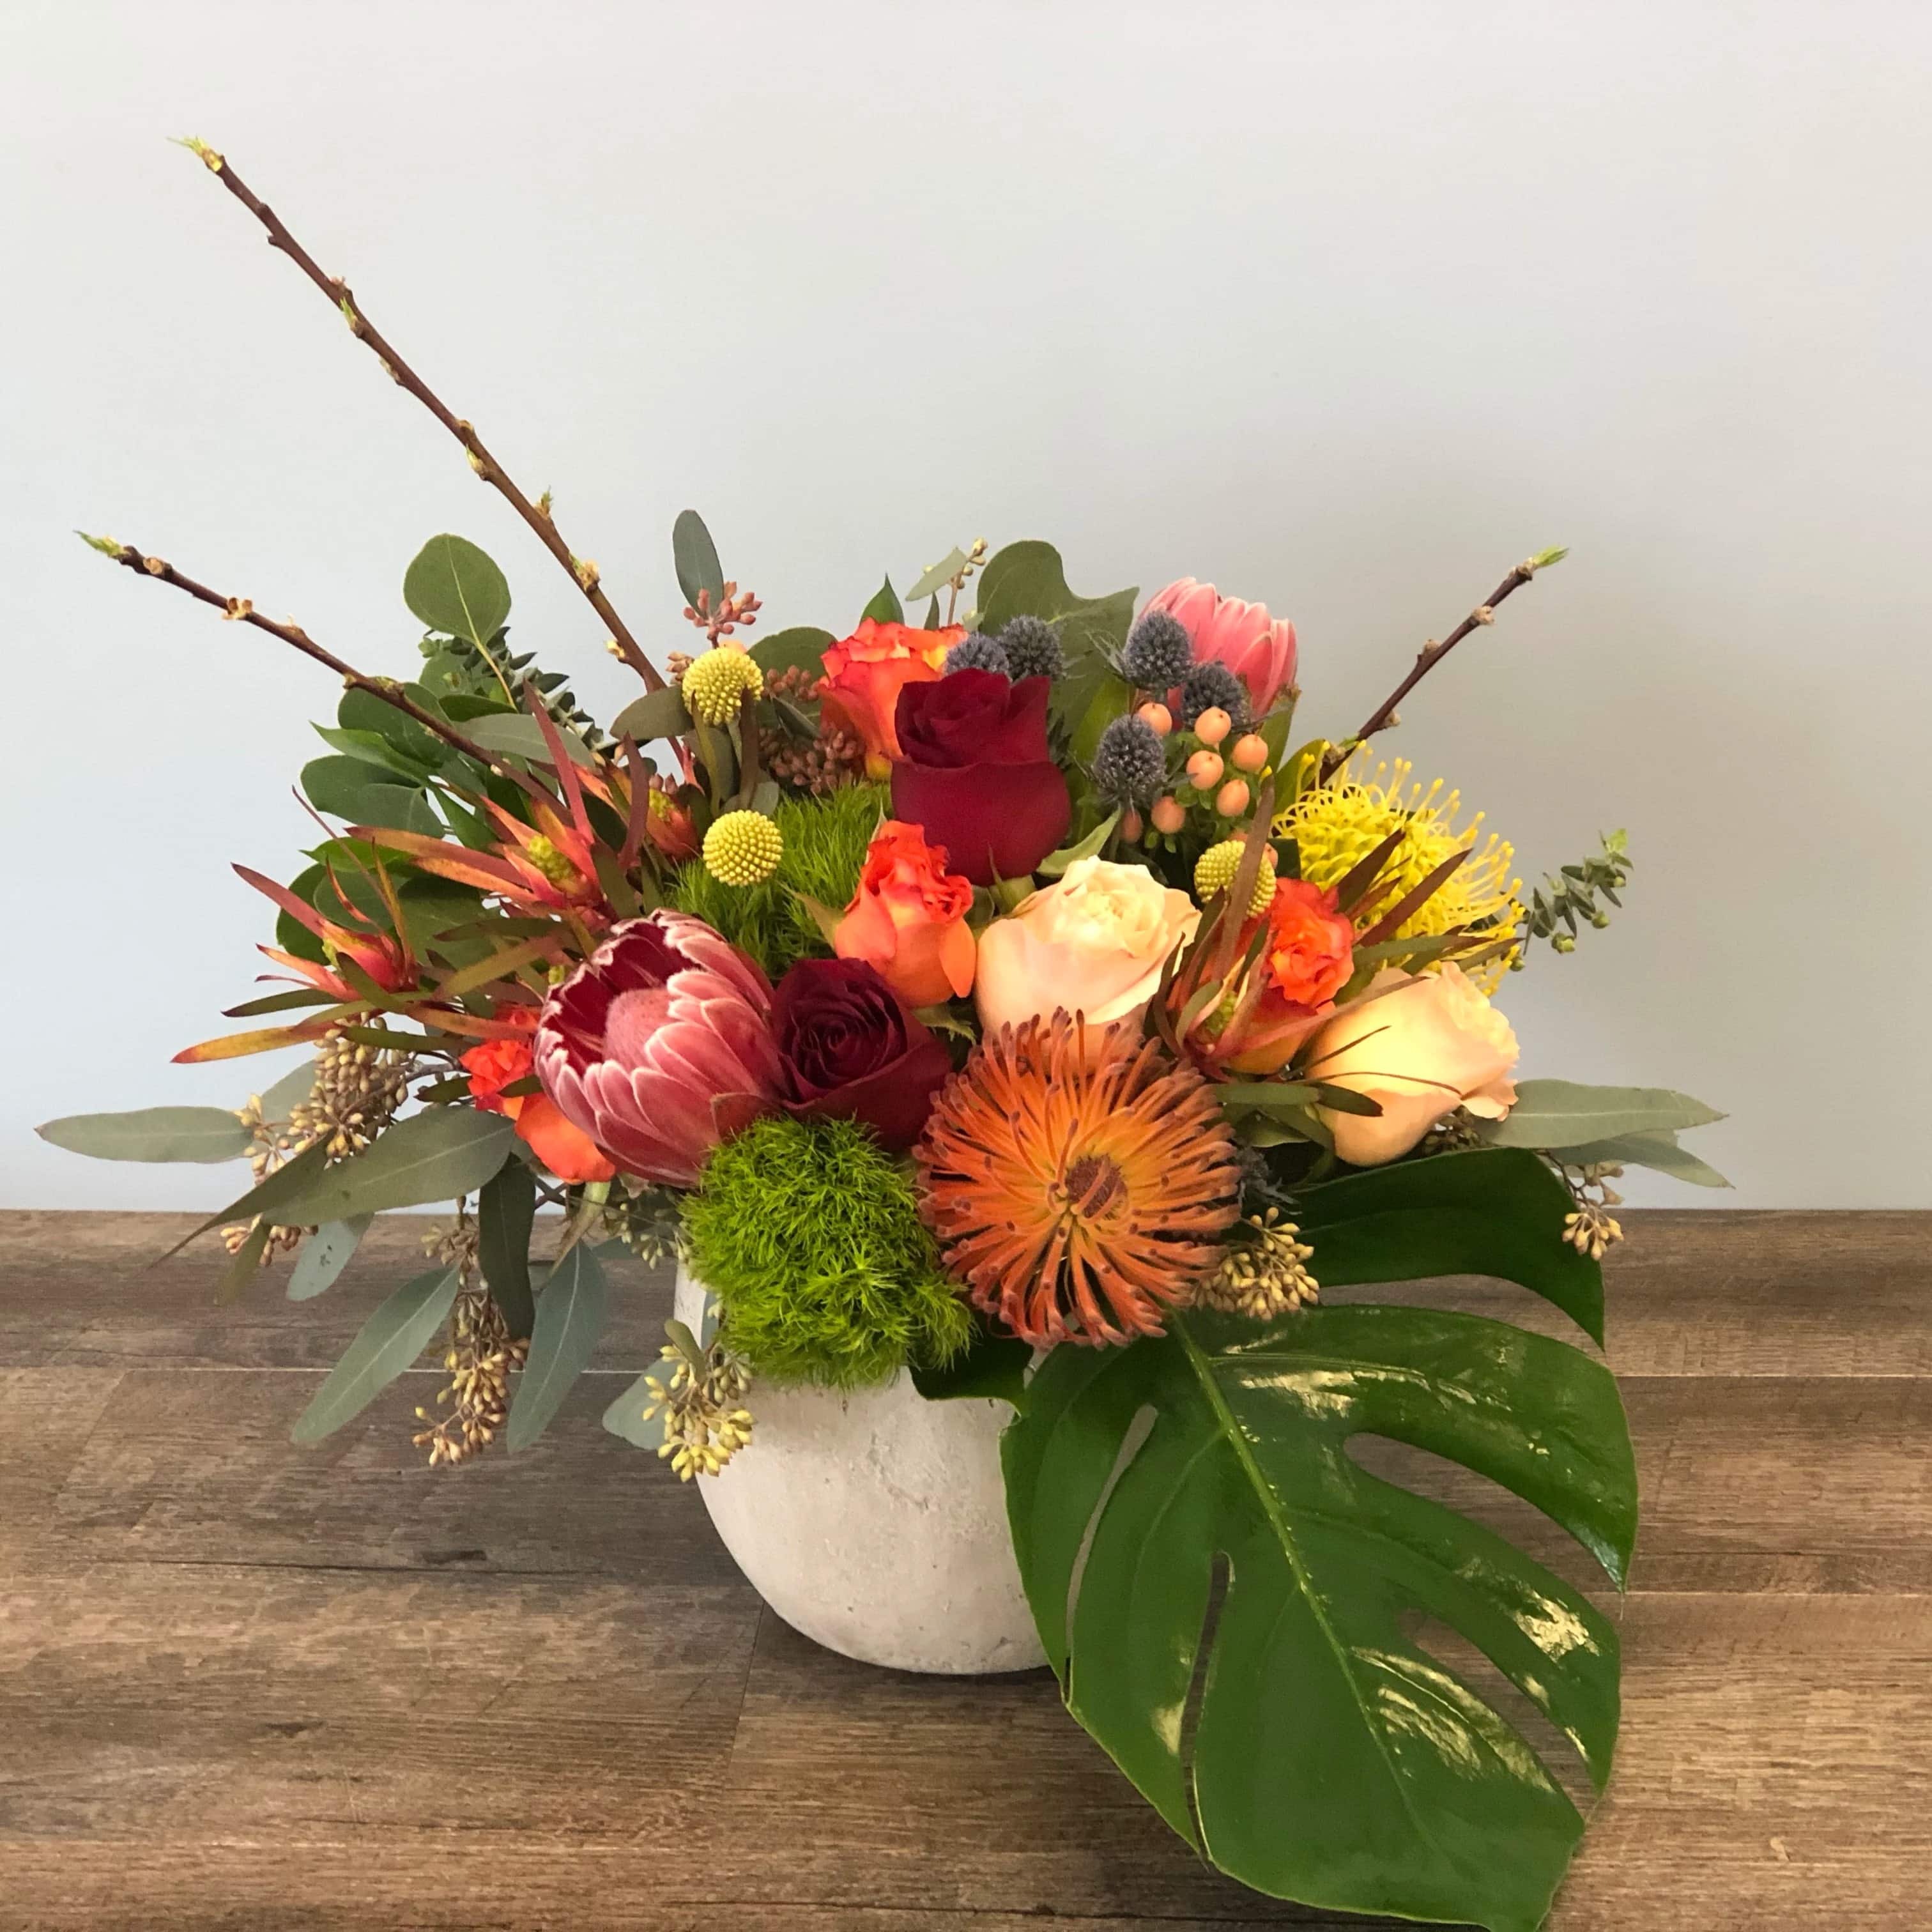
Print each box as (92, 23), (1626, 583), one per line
(671, 782), (885, 977)
(683, 1115), (970, 1388)
(418, 627), (607, 751)
(1522, 830), (1631, 955)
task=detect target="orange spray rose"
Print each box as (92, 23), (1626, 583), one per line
(818, 619), (961, 774)
(463, 1008), (617, 1184)
(832, 820), (977, 1008)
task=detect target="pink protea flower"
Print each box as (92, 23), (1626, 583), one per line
(535, 912), (782, 1188)
(1142, 578), (1298, 716)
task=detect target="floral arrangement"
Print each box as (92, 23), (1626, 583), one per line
(42, 146), (1727, 1932)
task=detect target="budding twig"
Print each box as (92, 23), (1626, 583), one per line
(83, 535), (505, 771)
(176, 138), (667, 693)
(1321, 548), (1567, 779)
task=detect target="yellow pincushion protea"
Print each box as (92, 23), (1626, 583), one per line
(1275, 756), (1522, 990)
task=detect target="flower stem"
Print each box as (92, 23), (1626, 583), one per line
(181, 141), (668, 693)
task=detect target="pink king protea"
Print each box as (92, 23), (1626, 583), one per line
(535, 911), (782, 1188)
(1141, 577), (1298, 716)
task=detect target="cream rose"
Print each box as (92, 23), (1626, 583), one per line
(975, 857), (1199, 1038)
(1304, 965), (1519, 1165)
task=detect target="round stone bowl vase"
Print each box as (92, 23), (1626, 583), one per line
(673, 1268), (1047, 1675)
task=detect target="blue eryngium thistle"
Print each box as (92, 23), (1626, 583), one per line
(1092, 714), (1169, 806)
(999, 614), (1065, 680)
(944, 632), (1011, 677)
(1121, 608), (1194, 691)
(1177, 661), (1248, 730)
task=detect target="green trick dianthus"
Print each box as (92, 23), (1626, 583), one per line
(671, 781), (885, 977)
(682, 1114), (971, 1389)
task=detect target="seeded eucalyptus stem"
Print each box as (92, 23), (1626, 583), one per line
(1322, 548), (1566, 779)
(84, 537), (505, 771)
(178, 139), (668, 694)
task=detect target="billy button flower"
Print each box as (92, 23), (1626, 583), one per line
(703, 810), (785, 887)
(682, 645), (764, 725)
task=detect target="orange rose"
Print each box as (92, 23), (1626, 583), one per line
(832, 820), (977, 1008)
(818, 619), (961, 773)
(1262, 878), (1354, 1008)
(463, 1011), (618, 1184)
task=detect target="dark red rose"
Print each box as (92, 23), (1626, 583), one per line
(770, 956), (953, 1149)
(891, 670), (1071, 884)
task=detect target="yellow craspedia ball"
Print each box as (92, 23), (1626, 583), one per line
(682, 646), (763, 725)
(702, 809), (784, 887)
(1193, 838), (1277, 916)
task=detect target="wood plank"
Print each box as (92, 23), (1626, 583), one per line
(5, 1208), (1928, 1378)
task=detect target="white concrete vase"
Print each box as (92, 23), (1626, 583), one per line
(674, 1267), (1047, 1675)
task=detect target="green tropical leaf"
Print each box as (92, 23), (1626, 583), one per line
(507, 1241), (610, 1450)
(672, 509), (725, 611)
(910, 1319), (1032, 1406)
(287, 1216), (374, 1301)
(861, 575), (904, 624)
(1478, 1079), (1724, 1149)
(403, 534), (512, 649)
(478, 1160), (537, 1339)
(36, 1106), (256, 1164)
(269, 1110), (515, 1225)
(1294, 1146), (1604, 1344)
(290, 1265), (461, 1443)
(1550, 1128), (1731, 1189)
(1004, 1299), (1636, 1932)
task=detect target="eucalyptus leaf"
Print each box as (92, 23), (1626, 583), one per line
(301, 757), (443, 836)
(215, 1218), (275, 1303)
(478, 1161), (537, 1339)
(311, 725), (433, 783)
(861, 575), (903, 624)
(1036, 808), (1121, 878)
(507, 1241), (610, 1451)
(288, 1216), (374, 1301)
(601, 1370), (661, 1450)
(1004, 1298), (1636, 1931)
(461, 711), (596, 769)
(1551, 1129), (1731, 1189)
(611, 684), (694, 744)
(36, 1107), (256, 1165)
(403, 534), (512, 648)
(672, 509), (725, 611)
(270, 1110), (516, 1225)
(973, 540), (1135, 743)
(749, 624), (834, 683)
(257, 1066), (316, 1128)
(290, 1265), (461, 1443)
(338, 686), (451, 769)
(1478, 1079), (1725, 1149)
(906, 547), (969, 601)
(161, 1139), (334, 1259)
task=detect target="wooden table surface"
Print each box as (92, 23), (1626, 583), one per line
(1, 1208), (1926, 1931)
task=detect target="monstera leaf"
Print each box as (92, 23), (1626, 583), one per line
(999, 1147), (1637, 1932)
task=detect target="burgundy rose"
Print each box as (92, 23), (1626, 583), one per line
(890, 670), (1072, 885)
(771, 957), (953, 1149)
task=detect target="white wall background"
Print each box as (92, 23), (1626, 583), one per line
(3, 0), (1927, 1209)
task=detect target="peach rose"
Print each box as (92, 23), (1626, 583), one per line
(832, 820), (977, 1008)
(976, 857), (1198, 1038)
(818, 619), (961, 773)
(1303, 965), (1519, 1165)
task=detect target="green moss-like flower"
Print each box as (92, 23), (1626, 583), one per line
(672, 782), (885, 978)
(683, 1114), (971, 1389)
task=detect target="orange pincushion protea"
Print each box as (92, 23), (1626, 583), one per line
(916, 1015), (1242, 1347)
